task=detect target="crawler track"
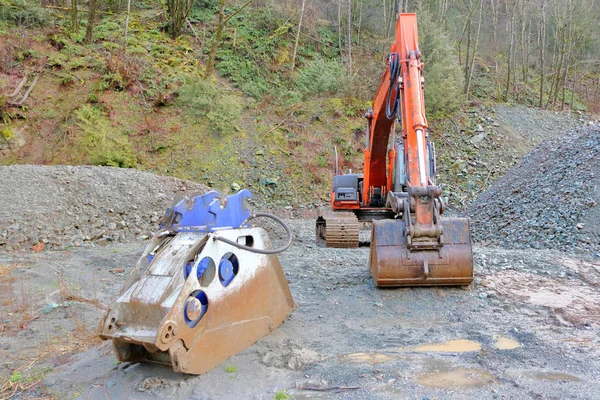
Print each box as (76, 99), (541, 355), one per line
(316, 212), (360, 248)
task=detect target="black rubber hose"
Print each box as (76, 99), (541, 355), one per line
(385, 52), (401, 120)
(212, 212), (293, 254)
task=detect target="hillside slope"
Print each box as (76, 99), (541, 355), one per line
(1, 5), (597, 209)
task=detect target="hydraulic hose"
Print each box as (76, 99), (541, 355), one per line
(385, 52), (401, 120)
(212, 212), (293, 254)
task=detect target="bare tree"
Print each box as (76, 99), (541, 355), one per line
(291, 0), (306, 71)
(338, 0), (343, 56)
(466, 0), (483, 98)
(205, 0), (253, 79)
(206, 0), (226, 78)
(518, 0), (532, 86)
(538, 0), (547, 108)
(490, 0), (499, 47)
(124, 0), (132, 48)
(357, 0), (363, 45)
(504, 1), (516, 101)
(346, 0), (352, 75)
(459, 0), (482, 94)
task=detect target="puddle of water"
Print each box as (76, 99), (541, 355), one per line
(405, 339), (482, 353)
(522, 371), (582, 382)
(494, 337), (521, 350)
(418, 368), (495, 388)
(339, 352), (398, 365)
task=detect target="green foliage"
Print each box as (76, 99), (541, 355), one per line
(178, 78), (242, 135)
(418, 12), (464, 119)
(1, 126), (13, 141)
(75, 105), (137, 168)
(224, 365), (236, 373)
(295, 58), (348, 99)
(0, 0), (54, 26)
(274, 390), (290, 400)
(213, 7), (313, 99)
(87, 91), (99, 103)
(59, 74), (74, 86)
(9, 371), (21, 382)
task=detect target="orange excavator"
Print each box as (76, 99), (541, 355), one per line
(316, 13), (473, 287)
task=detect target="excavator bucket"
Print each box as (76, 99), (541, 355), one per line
(370, 218), (473, 287)
(98, 190), (296, 374)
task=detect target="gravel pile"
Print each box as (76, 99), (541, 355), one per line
(0, 165), (208, 251)
(468, 126), (600, 257)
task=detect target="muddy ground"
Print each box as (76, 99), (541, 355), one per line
(1, 219), (599, 399)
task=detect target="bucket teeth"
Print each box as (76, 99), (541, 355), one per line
(99, 227), (296, 375)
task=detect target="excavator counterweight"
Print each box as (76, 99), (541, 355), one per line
(318, 13), (473, 287)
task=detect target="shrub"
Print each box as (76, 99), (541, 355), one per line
(295, 58), (348, 99)
(178, 78), (242, 135)
(75, 104), (137, 168)
(1, 125), (14, 141)
(103, 53), (145, 91)
(418, 11), (464, 119)
(0, 0), (54, 26)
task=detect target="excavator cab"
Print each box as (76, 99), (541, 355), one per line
(318, 13), (473, 287)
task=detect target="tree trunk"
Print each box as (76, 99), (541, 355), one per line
(550, 21), (566, 109)
(70, 0), (79, 33)
(382, 0), (387, 36)
(519, 0), (528, 84)
(490, 0), (498, 47)
(439, 0), (449, 25)
(123, 0), (132, 49)
(346, 0), (352, 76)
(291, 0), (306, 71)
(338, 0), (343, 57)
(505, 4), (515, 102)
(357, 0), (363, 46)
(538, 0), (546, 109)
(463, 2), (472, 88)
(84, 0), (97, 44)
(466, 0), (483, 98)
(570, 64), (577, 111)
(167, 0), (194, 39)
(205, 0), (225, 79)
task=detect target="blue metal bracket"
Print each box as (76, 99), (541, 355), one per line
(160, 190), (252, 233)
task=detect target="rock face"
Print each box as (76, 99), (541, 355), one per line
(468, 126), (600, 257)
(0, 165), (208, 251)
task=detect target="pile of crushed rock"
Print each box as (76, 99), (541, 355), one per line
(0, 165), (208, 251)
(468, 126), (600, 257)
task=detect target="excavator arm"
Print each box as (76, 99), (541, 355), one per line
(367, 13), (474, 286)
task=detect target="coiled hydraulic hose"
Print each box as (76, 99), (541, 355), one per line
(212, 212), (293, 254)
(385, 52), (401, 120)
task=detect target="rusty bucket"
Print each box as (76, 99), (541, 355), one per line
(99, 227), (296, 374)
(369, 218), (473, 287)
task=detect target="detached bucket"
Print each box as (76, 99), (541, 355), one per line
(99, 190), (296, 375)
(369, 218), (473, 287)
(99, 228), (296, 374)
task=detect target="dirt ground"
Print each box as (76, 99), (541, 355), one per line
(1, 219), (599, 399)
